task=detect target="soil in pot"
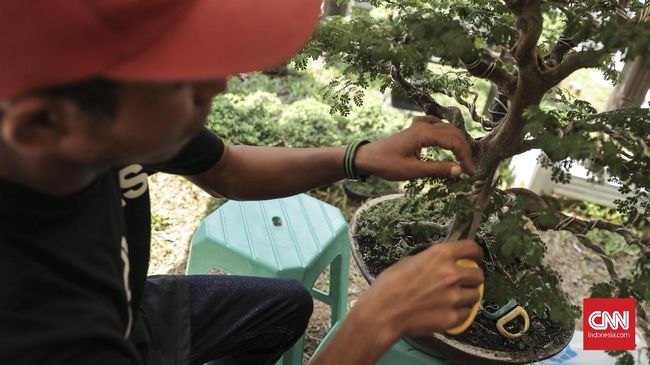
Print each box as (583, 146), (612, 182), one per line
(353, 196), (575, 359)
(344, 176), (401, 201)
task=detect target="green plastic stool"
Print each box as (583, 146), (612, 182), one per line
(314, 322), (453, 365)
(187, 194), (350, 365)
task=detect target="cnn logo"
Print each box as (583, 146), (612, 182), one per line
(583, 298), (635, 350)
(587, 310), (629, 330)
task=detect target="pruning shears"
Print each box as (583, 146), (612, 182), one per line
(445, 170), (498, 335)
(482, 298), (531, 340)
(404, 169), (498, 256)
(404, 170), (499, 335)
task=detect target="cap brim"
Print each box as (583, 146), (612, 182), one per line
(106, 0), (321, 81)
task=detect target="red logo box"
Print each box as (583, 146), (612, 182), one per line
(583, 298), (636, 350)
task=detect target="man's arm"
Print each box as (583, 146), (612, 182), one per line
(187, 145), (347, 200)
(309, 241), (484, 365)
(188, 116), (476, 200)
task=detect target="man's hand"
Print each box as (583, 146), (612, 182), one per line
(189, 116), (474, 201)
(354, 116), (476, 180)
(357, 240), (485, 337)
(309, 240), (484, 365)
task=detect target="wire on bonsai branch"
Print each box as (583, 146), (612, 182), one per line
(505, 187), (650, 255)
(545, 35), (577, 67)
(442, 89), (501, 131)
(572, 231), (619, 280)
(390, 65), (473, 141)
(460, 57), (518, 98)
(486, 89), (510, 127)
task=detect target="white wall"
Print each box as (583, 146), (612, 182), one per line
(509, 150), (626, 207)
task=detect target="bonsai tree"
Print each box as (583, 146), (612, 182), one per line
(297, 0), (650, 362)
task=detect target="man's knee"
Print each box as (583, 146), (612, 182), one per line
(278, 279), (313, 327)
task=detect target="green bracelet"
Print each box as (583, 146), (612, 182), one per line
(344, 140), (370, 181)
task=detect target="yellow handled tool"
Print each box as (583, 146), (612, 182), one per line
(444, 172), (495, 335)
(446, 259), (484, 335)
(496, 306), (530, 339)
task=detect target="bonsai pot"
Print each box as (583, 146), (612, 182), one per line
(349, 194), (575, 365)
(343, 176), (400, 202)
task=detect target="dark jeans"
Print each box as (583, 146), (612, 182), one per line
(139, 275), (313, 365)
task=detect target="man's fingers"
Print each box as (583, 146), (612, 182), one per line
(412, 115), (443, 126)
(451, 307), (472, 327)
(442, 240), (485, 262)
(411, 160), (463, 179)
(434, 135), (476, 176)
(458, 267), (485, 288)
(418, 124), (476, 176)
(455, 288), (482, 308)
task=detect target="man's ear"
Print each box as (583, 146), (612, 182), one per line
(1, 96), (71, 157)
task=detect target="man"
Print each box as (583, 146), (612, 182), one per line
(0, 1), (484, 365)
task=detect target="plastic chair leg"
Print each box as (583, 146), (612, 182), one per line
(329, 253), (349, 326)
(276, 336), (305, 365)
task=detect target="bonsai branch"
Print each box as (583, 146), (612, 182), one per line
(397, 221), (447, 230)
(561, 110), (650, 158)
(574, 232), (619, 280)
(616, 0), (632, 22)
(447, 169), (499, 241)
(545, 33), (577, 67)
(506, 0), (544, 69)
(600, 127), (650, 158)
(390, 66), (471, 139)
(495, 260), (517, 285)
(442, 89), (500, 131)
(501, 188), (650, 347)
(460, 57), (517, 97)
(487, 89), (510, 126)
(505, 188), (650, 255)
(505, 189), (620, 280)
(543, 49), (611, 90)
(512, 139), (536, 155)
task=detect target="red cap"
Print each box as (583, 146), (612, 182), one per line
(0, 0), (321, 99)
